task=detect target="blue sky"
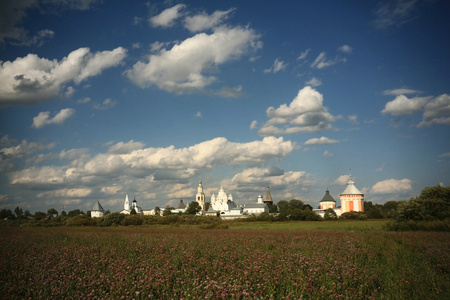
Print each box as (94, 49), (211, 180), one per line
(1, 0), (449, 213)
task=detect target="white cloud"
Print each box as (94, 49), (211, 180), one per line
(108, 140), (145, 154)
(264, 58), (288, 74)
(149, 4), (186, 28)
(310, 52), (346, 69)
(77, 97), (91, 104)
(250, 120), (258, 130)
(297, 49), (310, 60)
(337, 45), (352, 54)
(216, 85), (244, 98)
(375, 162), (387, 172)
(259, 86), (337, 136)
(418, 94), (450, 127)
(195, 111), (202, 118)
(32, 108), (75, 129)
(348, 115), (359, 125)
(371, 178), (412, 194)
(305, 77), (322, 87)
(9, 137), (295, 187)
(373, 0), (420, 30)
(382, 95), (429, 116)
(93, 98), (117, 110)
(383, 88), (422, 96)
(323, 150), (333, 157)
(37, 188), (92, 198)
(184, 8), (235, 32)
(304, 136), (339, 145)
(334, 175), (350, 185)
(0, 138), (55, 157)
(125, 26), (261, 93)
(0, 47), (127, 106)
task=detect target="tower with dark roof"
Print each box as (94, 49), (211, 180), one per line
(320, 189), (336, 210)
(264, 186), (273, 206)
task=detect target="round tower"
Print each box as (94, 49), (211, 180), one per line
(340, 174), (364, 213)
(320, 189), (336, 210)
(196, 181), (206, 214)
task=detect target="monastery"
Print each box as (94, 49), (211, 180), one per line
(91, 173), (364, 218)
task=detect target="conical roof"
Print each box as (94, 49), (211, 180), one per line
(341, 176), (362, 195)
(320, 189), (335, 202)
(264, 186), (273, 203)
(92, 200), (104, 211)
(176, 199), (186, 209)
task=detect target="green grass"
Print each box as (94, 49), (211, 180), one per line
(227, 219), (389, 231)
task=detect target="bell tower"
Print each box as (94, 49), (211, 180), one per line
(196, 181), (206, 214)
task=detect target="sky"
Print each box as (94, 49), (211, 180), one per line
(1, 0), (449, 214)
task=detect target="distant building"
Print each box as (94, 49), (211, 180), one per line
(171, 199), (187, 214)
(264, 186), (273, 206)
(243, 195), (269, 215)
(211, 186), (237, 213)
(319, 189), (336, 210)
(340, 175), (364, 213)
(196, 181), (206, 215)
(91, 200), (105, 218)
(120, 193), (143, 214)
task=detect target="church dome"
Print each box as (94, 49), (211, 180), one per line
(341, 176), (363, 195)
(320, 189), (335, 203)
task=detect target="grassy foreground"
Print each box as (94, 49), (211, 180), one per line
(1, 226), (448, 299)
(227, 220), (389, 231)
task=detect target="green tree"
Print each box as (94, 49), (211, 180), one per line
(277, 200), (289, 212)
(289, 199), (304, 210)
(383, 201), (401, 218)
(14, 206), (24, 219)
(47, 208), (58, 216)
(268, 204), (278, 213)
(24, 209), (31, 218)
(33, 211), (47, 220)
(68, 209), (84, 217)
(186, 201), (201, 215)
(130, 208), (137, 214)
(163, 206), (173, 216)
(0, 209), (15, 219)
(154, 206), (161, 216)
(324, 208), (337, 220)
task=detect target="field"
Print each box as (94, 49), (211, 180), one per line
(1, 225), (449, 299)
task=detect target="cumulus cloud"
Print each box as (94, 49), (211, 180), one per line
(250, 120), (258, 130)
(216, 85), (244, 98)
(334, 174), (350, 185)
(304, 136), (339, 145)
(125, 26), (261, 94)
(382, 95), (429, 116)
(371, 178), (412, 194)
(37, 188), (92, 198)
(418, 94), (450, 127)
(0, 47), (127, 106)
(149, 4), (186, 28)
(108, 140), (145, 154)
(382, 93), (450, 127)
(184, 8), (235, 32)
(0, 137), (55, 158)
(258, 86), (337, 136)
(348, 115), (359, 125)
(9, 137), (295, 188)
(32, 108), (75, 129)
(264, 58), (288, 74)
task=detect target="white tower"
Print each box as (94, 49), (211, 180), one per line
(340, 173), (364, 213)
(124, 193), (131, 211)
(196, 181), (206, 214)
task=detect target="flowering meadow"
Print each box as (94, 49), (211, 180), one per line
(1, 227), (448, 299)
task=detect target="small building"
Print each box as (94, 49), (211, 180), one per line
(91, 200), (105, 218)
(211, 186), (237, 213)
(171, 199), (187, 214)
(243, 195), (269, 215)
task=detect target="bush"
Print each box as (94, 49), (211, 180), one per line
(65, 215), (96, 226)
(339, 211), (367, 220)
